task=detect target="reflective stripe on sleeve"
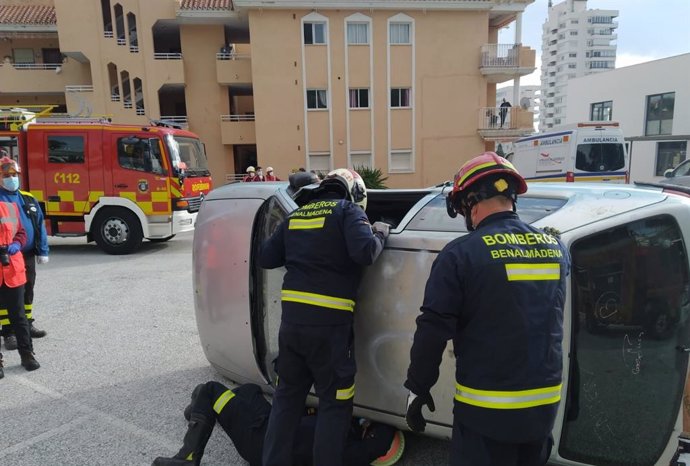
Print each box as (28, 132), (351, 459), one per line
(455, 382), (562, 409)
(505, 263), (560, 281)
(336, 383), (355, 400)
(213, 389), (236, 414)
(281, 289), (355, 312)
(288, 217), (326, 230)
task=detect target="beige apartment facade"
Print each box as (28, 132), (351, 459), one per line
(0, 0), (535, 188)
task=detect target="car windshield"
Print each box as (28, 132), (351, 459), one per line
(166, 135), (209, 175)
(406, 194), (567, 233)
(575, 143), (625, 172)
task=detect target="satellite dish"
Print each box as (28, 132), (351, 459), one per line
(520, 97), (531, 110)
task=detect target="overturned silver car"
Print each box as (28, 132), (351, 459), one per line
(193, 180), (690, 466)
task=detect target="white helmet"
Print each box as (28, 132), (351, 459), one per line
(246, 166), (255, 173)
(321, 168), (367, 210)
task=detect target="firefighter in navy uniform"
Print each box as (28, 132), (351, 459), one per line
(260, 168), (389, 466)
(151, 381), (405, 466)
(404, 152), (570, 466)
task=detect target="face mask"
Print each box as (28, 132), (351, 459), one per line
(2, 175), (19, 192)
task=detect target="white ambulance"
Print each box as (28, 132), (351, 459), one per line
(511, 122), (629, 183)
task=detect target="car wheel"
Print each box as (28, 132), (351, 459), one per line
(149, 235), (176, 243)
(93, 208), (143, 255)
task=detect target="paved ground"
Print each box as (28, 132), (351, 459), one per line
(0, 231), (449, 465)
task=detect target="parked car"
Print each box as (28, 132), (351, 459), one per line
(660, 159), (690, 187)
(193, 180), (690, 466)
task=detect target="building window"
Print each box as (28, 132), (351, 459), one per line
(304, 22), (326, 45)
(390, 23), (411, 44)
(347, 23), (369, 45)
(590, 101), (612, 121)
(390, 150), (413, 172)
(309, 153), (331, 173)
(12, 48), (34, 64)
(390, 88), (411, 108)
(569, 52), (577, 58)
(48, 135), (85, 164)
(349, 89), (369, 109)
(655, 141), (687, 176)
(306, 89), (328, 110)
(350, 152), (372, 169)
(646, 92), (675, 136)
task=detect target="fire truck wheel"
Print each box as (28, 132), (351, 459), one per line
(149, 235), (176, 243)
(93, 208), (143, 255)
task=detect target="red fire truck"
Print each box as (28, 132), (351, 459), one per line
(0, 106), (212, 254)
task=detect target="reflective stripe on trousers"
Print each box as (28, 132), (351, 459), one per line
(281, 289), (355, 312)
(455, 382), (562, 409)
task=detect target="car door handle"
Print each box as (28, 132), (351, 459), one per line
(115, 183), (128, 188)
(48, 196), (60, 202)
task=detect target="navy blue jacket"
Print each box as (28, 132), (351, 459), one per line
(405, 211), (570, 443)
(0, 188), (49, 256)
(260, 195), (384, 325)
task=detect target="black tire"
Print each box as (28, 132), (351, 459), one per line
(92, 208), (143, 255)
(148, 235), (176, 243)
(644, 300), (674, 340)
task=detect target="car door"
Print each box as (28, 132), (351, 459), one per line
(43, 132), (91, 217)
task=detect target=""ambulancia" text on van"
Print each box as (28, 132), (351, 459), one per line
(511, 122), (629, 183)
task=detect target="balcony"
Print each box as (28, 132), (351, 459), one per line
(477, 107), (535, 141)
(480, 44), (536, 84)
(220, 114), (255, 145)
(151, 53), (185, 85)
(216, 53), (252, 85)
(0, 60), (91, 95)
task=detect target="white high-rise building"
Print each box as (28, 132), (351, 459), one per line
(539, 0), (618, 131)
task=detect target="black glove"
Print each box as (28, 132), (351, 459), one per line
(405, 392), (435, 433)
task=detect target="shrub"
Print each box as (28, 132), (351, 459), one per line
(354, 165), (388, 189)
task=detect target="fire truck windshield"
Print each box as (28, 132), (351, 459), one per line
(166, 135), (209, 176)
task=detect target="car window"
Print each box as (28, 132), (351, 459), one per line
(406, 193), (567, 232)
(675, 160), (690, 177)
(560, 214), (689, 465)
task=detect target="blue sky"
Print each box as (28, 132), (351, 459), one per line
(499, 0), (690, 86)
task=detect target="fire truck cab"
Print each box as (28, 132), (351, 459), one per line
(0, 106), (212, 254)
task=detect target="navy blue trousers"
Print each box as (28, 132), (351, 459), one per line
(262, 322), (356, 466)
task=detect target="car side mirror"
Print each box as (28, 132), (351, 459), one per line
(664, 168), (674, 178)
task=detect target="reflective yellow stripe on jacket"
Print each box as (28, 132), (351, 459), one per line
(336, 383), (355, 400)
(505, 263), (560, 281)
(288, 217), (325, 230)
(455, 382), (562, 409)
(213, 389), (236, 414)
(281, 289), (355, 312)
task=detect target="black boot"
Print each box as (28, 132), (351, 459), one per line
(19, 350), (40, 371)
(30, 324), (47, 339)
(152, 414), (214, 466)
(4, 334), (17, 351)
(0, 352), (4, 379)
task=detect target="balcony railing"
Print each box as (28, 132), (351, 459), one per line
(216, 52), (250, 60)
(111, 94), (120, 102)
(65, 85), (94, 92)
(13, 63), (62, 70)
(130, 45), (139, 53)
(481, 44), (521, 67)
(154, 53), (183, 60)
(104, 30), (114, 38)
(117, 38), (126, 46)
(136, 108), (145, 116)
(124, 100), (132, 109)
(478, 107), (534, 133)
(225, 173), (245, 183)
(221, 114), (255, 122)
(160, 115), (188, 124)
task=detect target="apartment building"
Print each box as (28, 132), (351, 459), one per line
(566, 54), (690, 183)
(539, 0), (617, 131)
(1, 0), (537, 188)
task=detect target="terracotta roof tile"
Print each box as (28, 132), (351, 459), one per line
(0, 5), (56, 25)
(179, 0), (233, 10)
